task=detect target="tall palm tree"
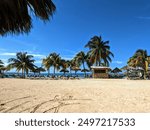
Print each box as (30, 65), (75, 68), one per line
(7, 52), (35, 78)
(85, 36), (114, 66)
(75, 51), (88, 77)
(86, 54), (93, 70)
(128, 49), (150, 78)
(0, 0), (56, 35)
(50, 52), (61, 75)
(42, 55), (53, 76)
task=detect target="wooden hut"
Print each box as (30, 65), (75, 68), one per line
(91, 66), (111, 78)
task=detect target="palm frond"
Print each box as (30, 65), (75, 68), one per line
(0, 0), (56, 35)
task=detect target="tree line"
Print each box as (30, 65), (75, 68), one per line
(0, 36), (114, 78)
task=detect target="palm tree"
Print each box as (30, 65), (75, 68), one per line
(60, 59), (69, 75)
(42, 55), (53, 76)
(0, 0), (56, 35)
(50, 52), (61, 75)
(128, 49), (150, 79)
(70, 57), (81, 76)
(75, 51), (88, 77)
(0, 60), (4, 74)
(7, 52), (36, 78)
(85, 36), (114, 66)
(86, 55), (93, 70)
(0, 60), (4, 67)
(64, 59), (76, 75)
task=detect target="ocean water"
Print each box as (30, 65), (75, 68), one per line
(4, 72), (92, 78)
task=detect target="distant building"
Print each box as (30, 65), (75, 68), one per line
(91, 66), (111, 78)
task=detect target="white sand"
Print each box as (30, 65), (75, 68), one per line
(0, 78), (150, 113)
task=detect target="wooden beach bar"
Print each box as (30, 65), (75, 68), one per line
(91, 66), (111, 78)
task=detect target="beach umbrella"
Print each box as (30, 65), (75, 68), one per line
(71, 67), (81, 75)
(0, 67), (6, 72)
(0, 0), (56, 36)
(81, 68), (90, 78)
(60, 69), (69, 75)
(81, 69), (90, 72)
(111, 67), (122, 73)
(31, 67), (46, 75)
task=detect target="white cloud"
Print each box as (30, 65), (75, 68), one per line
(0, 52), (16, 56)
(61, 57), (73, 60)
(29, 54), (45, 58)
(34, 60), (42, 64)
(112, 61), (123, 64)
(0, 58), (8, 66)
(0, 52), (45, 58)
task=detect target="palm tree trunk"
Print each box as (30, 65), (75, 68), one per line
(144, 70), (147, 79)
(99, 60), (101, 66)
(83, 62), (86, 78)
(70, 67), (72, 75)
(96, 60), (98, 66)
(48, 69), (50, 76)
(24, 69), (26, 78)
(54, 66), (56, 75)
(17, 71), (19, 76)
(22, 69), (24, 78)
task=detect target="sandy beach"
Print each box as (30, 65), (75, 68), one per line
(0, 78), (150, 113)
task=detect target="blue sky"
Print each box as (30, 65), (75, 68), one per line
(0, 0), (150, 69)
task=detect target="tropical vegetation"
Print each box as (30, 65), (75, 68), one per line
(7, 52), (36, 78)
(0, 0), (56, 35)
(85, 36), (114, 66)
(0, 35), (115, 78)
(49, 53), (61, 75)
(0, 60), (4, 74)
(128, 49), (150, 78)
(75, 51), (88, 77)
(42, 54), (53, 76)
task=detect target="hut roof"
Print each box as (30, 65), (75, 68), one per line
(91, 66), (111, 70)
(111, 67), (122, 73)
(81, 69), (90, 72)
(60, 69), (69, 73)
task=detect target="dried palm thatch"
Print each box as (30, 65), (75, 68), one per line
(0, 0), (56, 35)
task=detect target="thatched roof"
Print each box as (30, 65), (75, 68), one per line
(0, 0), (56, 35)
(60, 69), (69, 73)
(111, 67), (122, 73)
(81, 69), (90, 72)
(91, 66), (111, 70)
